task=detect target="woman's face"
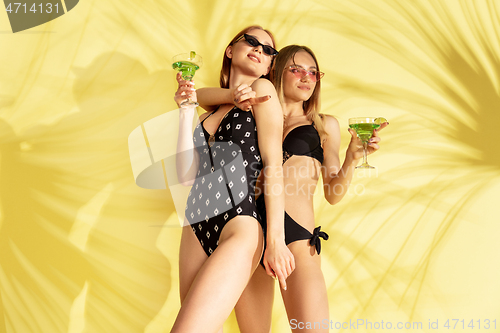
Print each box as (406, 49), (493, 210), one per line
(282, 51), (317, 104)
(228, 29), (274, 77)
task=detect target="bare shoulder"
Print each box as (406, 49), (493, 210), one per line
(321, 114), (340, 135)
(250, 78), (281, 120)
(250, 78), (277, 96)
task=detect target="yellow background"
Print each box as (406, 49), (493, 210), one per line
(1, 0), (499, 332)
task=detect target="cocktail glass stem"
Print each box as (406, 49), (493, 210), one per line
(356, 140), (374, 169)
(363, 141), (368, 165)
(180, 74), (198, 107)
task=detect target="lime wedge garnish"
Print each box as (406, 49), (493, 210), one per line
(375, 117), (388, 125)
(190, 51), (196, 59)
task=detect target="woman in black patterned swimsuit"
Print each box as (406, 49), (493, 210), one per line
(185, 108), (263, 255)
(171, 26), (294, 333)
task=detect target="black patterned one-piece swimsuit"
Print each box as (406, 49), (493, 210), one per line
(185, 107), (264, 256)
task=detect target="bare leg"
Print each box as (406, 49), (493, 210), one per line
(235, 265), (275, 333)
(171, 216), (264, 333)
(179, 225), (208, 302)
(178, 226), (224, 333)
(281, 240), (329, 332)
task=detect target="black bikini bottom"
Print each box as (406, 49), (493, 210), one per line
(256, 196), (329, 267)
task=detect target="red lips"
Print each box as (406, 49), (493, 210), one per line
(247, 53), (261, 63)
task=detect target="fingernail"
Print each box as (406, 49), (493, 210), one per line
(267, 95), (271, 98)
(284, 286), (287, 291)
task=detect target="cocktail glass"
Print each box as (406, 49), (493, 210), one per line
(172, 51), (202, 107)
(349, 117), (386, 169)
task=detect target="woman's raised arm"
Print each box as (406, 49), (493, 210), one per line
(197, 85), (271, 111)
(175, 73), (201, 186)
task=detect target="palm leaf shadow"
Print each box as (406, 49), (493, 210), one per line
(0, 52), (175, 332)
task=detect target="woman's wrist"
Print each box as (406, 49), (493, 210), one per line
(345, 148), (361, 165)
(266, 229), (285, 243)
(178, 107), (196, 117)
(226, 88), (236, 104)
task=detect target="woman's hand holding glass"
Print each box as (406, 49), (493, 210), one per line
(172, 52), (202, 107)
(346, 121), (389, 163)
(174, 72), (197, 108)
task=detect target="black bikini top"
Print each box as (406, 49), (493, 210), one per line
(283, 123), (324, 165)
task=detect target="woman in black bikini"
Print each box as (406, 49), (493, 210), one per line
(198, 44), (387, 332)
(171, 26), (294, 333)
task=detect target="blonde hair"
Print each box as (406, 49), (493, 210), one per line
(270, 45), (327, 141)
(219, 25), (277, 88)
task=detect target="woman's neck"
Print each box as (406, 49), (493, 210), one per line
(282, 101), (306, 118)
(228, 66), (261, 89)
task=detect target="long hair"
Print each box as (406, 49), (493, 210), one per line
(219, 25), (277, 88)
(270, 45), (327, 141)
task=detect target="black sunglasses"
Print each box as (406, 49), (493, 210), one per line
(235, 34), (279, 56)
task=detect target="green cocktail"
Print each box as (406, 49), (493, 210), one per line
(349, 117), (386, 169)
(349, 123), (381, 142)
(172, 61), (200, 81)
(172, 51), (203, 107)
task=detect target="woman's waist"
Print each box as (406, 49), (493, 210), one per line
(282, 159), (321, 178)
(255, 185), (317, 205)
(256, 195), (316, 226)
(283, 173), (319, 188)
